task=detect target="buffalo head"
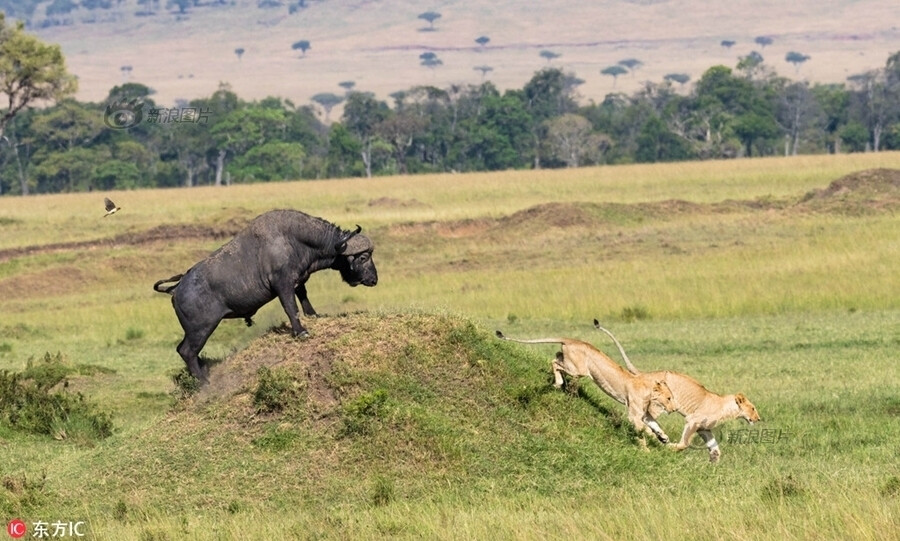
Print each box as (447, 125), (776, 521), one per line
(334, 228), (378, 287)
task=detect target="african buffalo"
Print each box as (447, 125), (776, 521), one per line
(153, 209), (378, 383)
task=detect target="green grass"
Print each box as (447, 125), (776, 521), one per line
(1, 155), (899, 539)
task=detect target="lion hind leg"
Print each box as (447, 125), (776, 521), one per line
(672, 422), (699, 451)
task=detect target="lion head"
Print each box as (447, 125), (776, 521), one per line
(735, 393), (761, 424)
(648, 380), (677, 417)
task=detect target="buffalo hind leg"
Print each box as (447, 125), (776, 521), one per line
(176, 324), (217, 385)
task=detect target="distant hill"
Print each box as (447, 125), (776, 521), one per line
(15, 0), (900, 112)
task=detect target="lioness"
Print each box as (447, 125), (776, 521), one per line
(494, 330), (676, 443)
(593, 320), (762, 463)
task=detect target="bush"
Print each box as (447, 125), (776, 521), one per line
(0, 353), (113, 443)
(253, 366), (305, 414)
(339, 389), (389, 437)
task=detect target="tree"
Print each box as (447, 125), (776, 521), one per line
(601, 65), (628, 87)
(721, 40), (736, 49)
(754, 36), (773, 48)
(420, 52), (443, 70)
(635, 114), (692, 163)
(539, 50), (561, 63)
(229, 141), (305, 181)
(292, 40), (311, 57)
(0, 14), (77, 141)
(773, 80), (819, 155)
(210, 106), (287, 185)
(311, 92), (343, 122)
(417, 11), (441, 30)
(618, 58), (642, 77)
(338, 81), (356, 93)
(523, 68), (577, 168)
(544, 113), (608, 167)
(234, 47), (245, 61)
(474, 65), (493, 79)
(475, 36), (490, 48)
(737, 51), (765, 79)
(341, 92), (390, 178)
(376, 112), (426, 174)
(664, 73), (690, 87)
(785, 51), (810, 74)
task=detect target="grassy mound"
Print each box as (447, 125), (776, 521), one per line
(71, 312), (677, 516)
(799, 168), (900, 214)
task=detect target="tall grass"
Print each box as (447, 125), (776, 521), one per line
(1, 156), (899, 539)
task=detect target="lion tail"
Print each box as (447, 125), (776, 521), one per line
(593, 319), (641, 374)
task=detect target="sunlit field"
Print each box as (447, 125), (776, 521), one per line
(1, 154), (899, 539)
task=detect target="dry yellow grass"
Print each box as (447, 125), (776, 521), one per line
(35, 0), (900, 108)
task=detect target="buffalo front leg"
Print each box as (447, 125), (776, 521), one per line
(276, 287), (308, 338)
(295, 283), (318, 317)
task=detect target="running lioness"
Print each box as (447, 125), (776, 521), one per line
(495, 331), (676, 443)
(593, 320), (762, 463)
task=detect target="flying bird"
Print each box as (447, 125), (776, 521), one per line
(103, 197), (121, 217)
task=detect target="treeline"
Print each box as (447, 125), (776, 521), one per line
(2, 50), (900, 195)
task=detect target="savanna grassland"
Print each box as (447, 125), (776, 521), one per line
(1, 154), (899, 540)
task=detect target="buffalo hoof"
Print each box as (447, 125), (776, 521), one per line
(294, 330), (310, 339)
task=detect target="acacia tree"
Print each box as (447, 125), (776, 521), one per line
(754, 36), (773, 49)
(539, 50), (561, 63)
(418, 11), (441, 30)
(311, 92), (344, 122)
(601, 65), (628, 87)
(618, 58), (642, 77)
(475, 36), (490, 48)
(664, 73), (691, 87)
(292, 40), (311, 57)
(785, 51), (810, 74)
(474, 65), (493, 79)
(235, 47), (245, 61)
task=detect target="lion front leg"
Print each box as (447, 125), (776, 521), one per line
(698, 429), (721, 463)
(643, 415), (670, 444)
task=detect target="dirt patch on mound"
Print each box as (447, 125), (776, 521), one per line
(798, 168), (900, 214)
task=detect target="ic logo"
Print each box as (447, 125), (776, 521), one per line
(104, 98), (144, 129)
(7, 519), (26, 539)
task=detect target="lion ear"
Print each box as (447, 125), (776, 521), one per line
(735, 393), (747, 404)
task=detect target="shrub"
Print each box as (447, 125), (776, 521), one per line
(0, 354), (113, 443)
(339, 389), (389, 437)
(253, 366), (305, 414)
